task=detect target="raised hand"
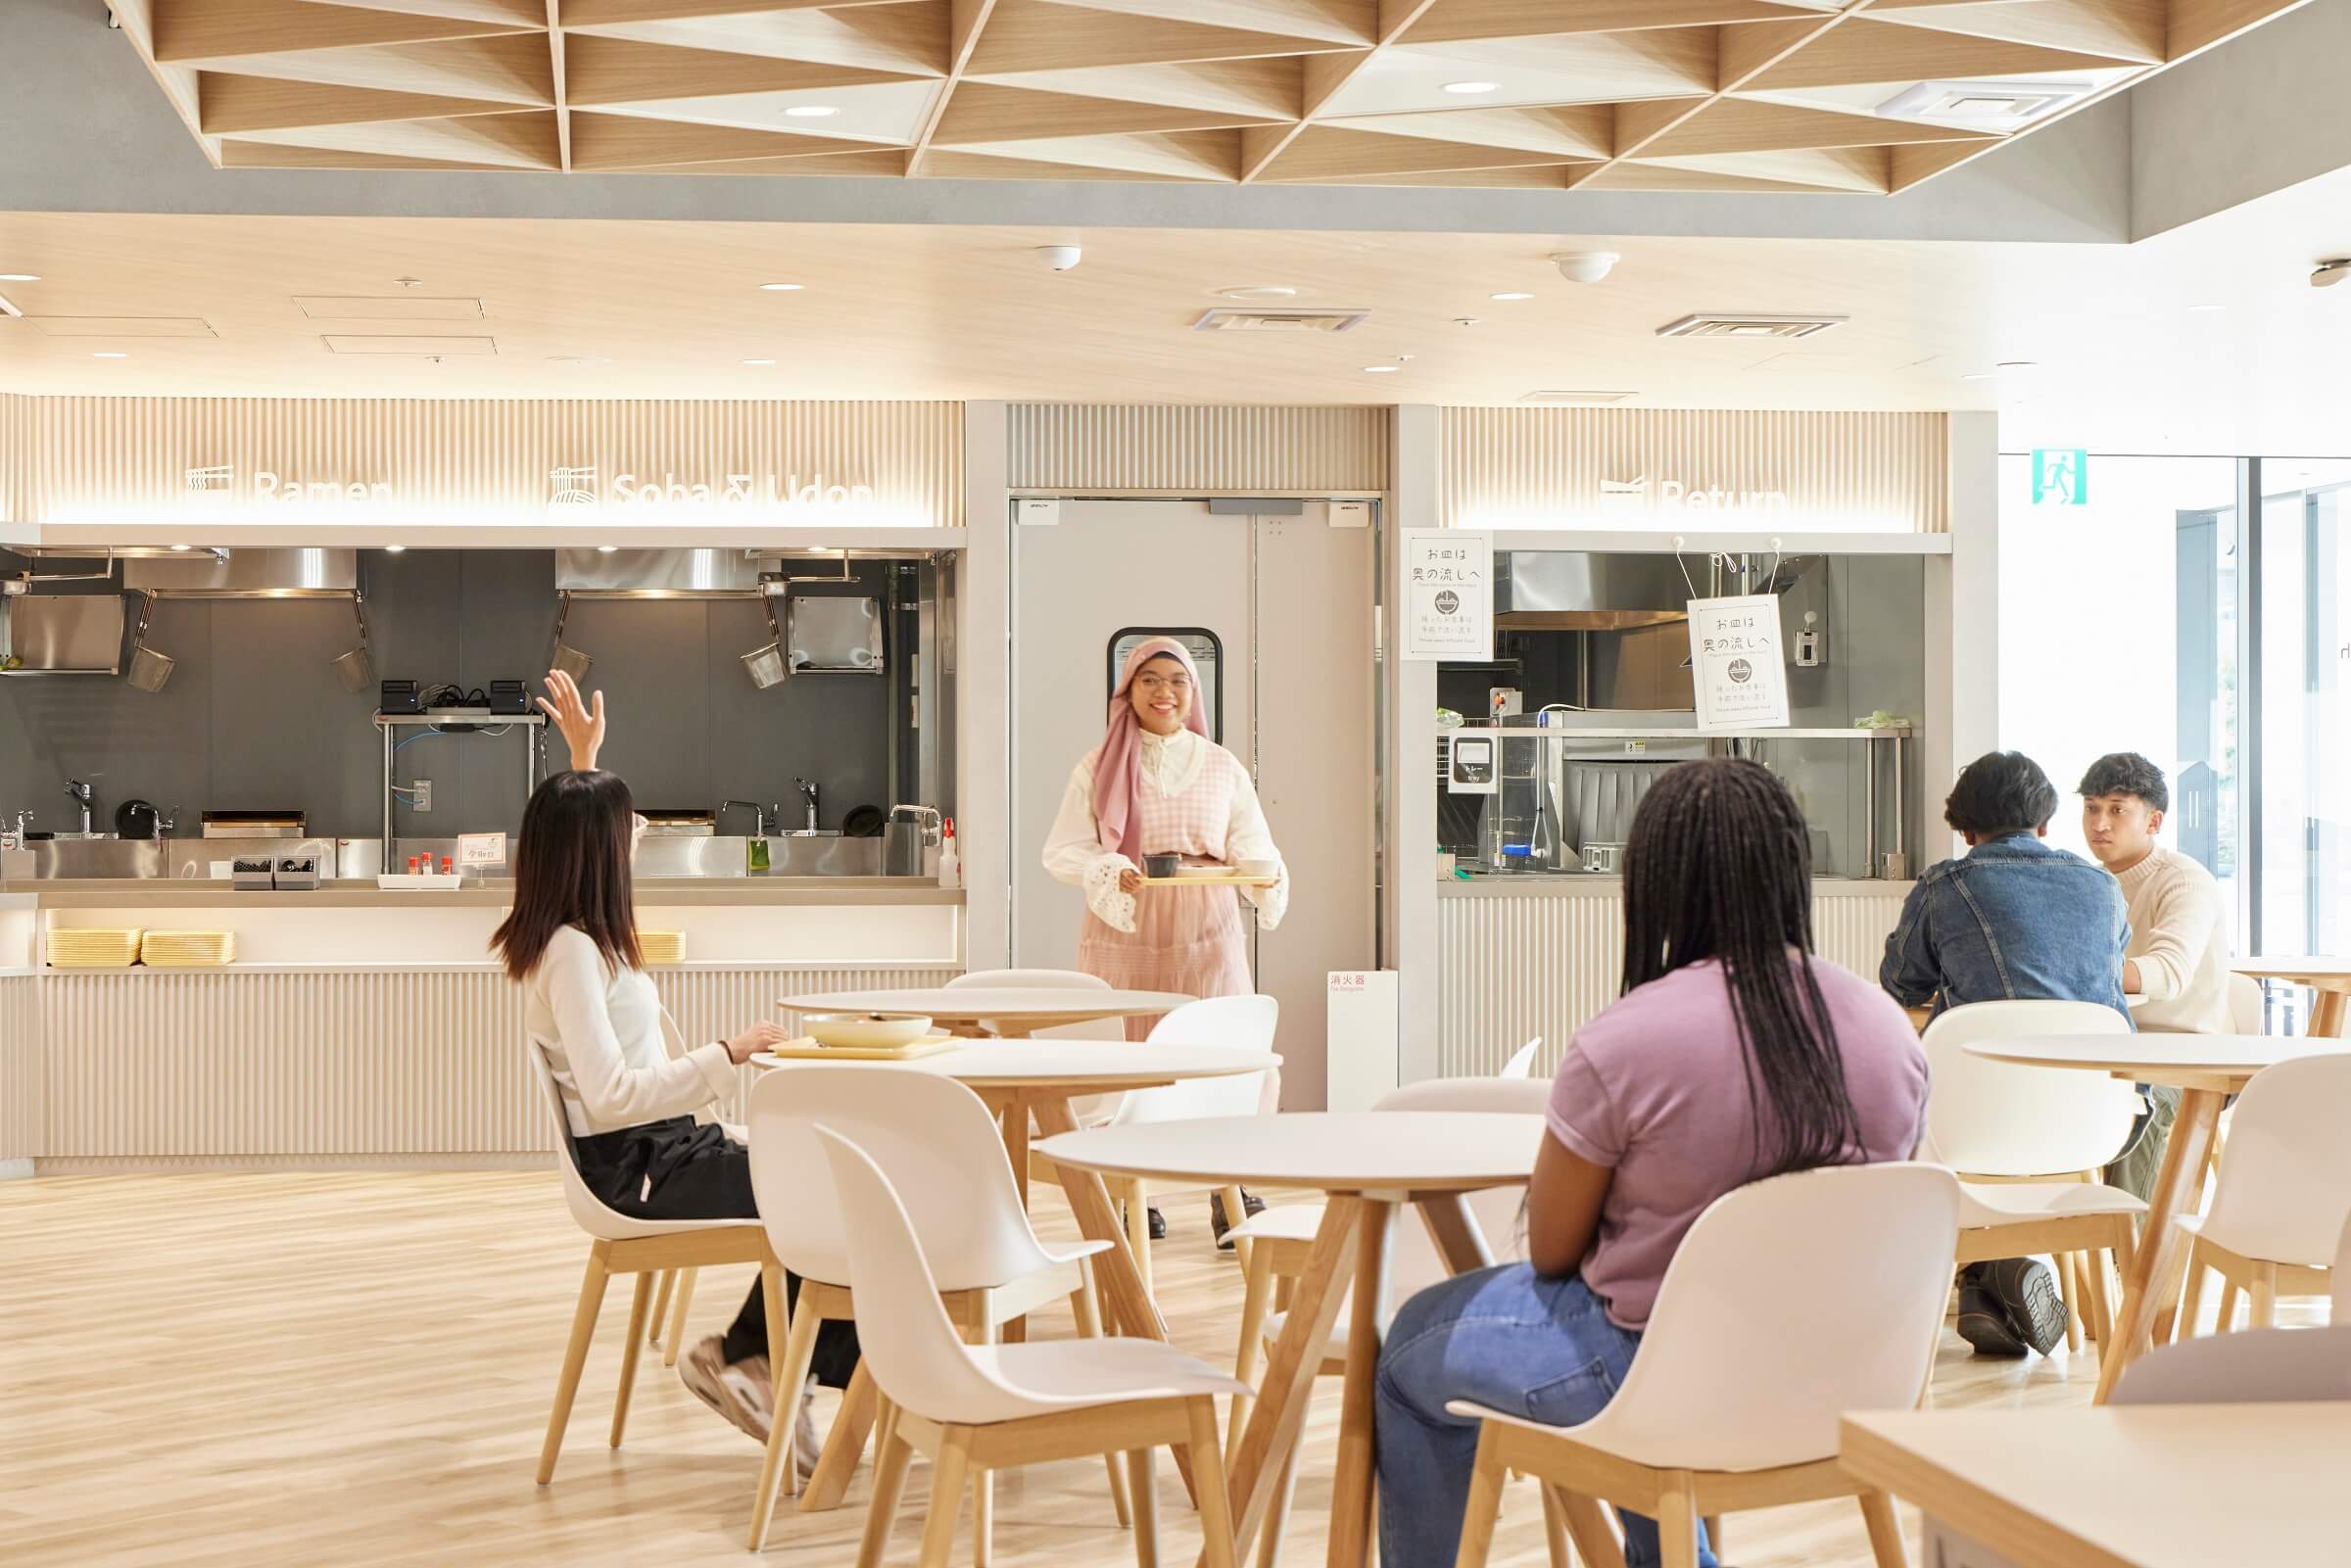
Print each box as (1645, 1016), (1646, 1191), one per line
(536, 668), (607, 772)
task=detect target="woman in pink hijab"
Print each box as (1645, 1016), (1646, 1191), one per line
(1042, 638), (1289, 1241)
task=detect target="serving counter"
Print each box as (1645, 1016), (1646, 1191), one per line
(1433, 876), (1912, 1077)
(0, 879), (963, 1175)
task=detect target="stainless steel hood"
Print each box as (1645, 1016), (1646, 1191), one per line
(0, 594), (125, 675)
(122, 548), (358, 598)
(1496, 552), (1693, 629)
(556, 547), (772, 598)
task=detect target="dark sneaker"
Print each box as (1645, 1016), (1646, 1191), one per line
(1211, 1189), (1270, 1250)
(1955, 1281), (2029, 1357)
(1148, 1205), (1167, 1241)
(1982, 1258), (2069, 1356)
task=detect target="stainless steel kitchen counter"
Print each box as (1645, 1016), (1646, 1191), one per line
(6, 878), (965, 908)
(1436, 875), (1912, 897)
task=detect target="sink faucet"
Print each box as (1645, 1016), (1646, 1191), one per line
(722, 799), (780, 837)
(795, 778), (819, 833)
(64, 780), (93, 835)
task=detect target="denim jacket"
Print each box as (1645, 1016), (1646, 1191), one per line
(1881, 832), (2132, 1022)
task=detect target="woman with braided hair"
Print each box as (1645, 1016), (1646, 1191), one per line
(1371, 758), (1930, 1568)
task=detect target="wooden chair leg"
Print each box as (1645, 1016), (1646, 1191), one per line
(648, 1268), (676, 1348)
(1557, 1489), (1628, 1568)
(2176, 1248), (2210, 1344)
(1186, 1397), (1240, 1568)
(536, 1242), (611, 1485)
(1453, 1427), (1508, 1568)
(1071, 1260), (1134, 1530)
(1859, 1488), (1908, 1568)
(1123, 1177), (1156, 1300)
(608, 1270), (656, 1448)
(662, 1266), (699, 1368)
(1703, 1515), (1725, 1558)
(2057, 1254), (2085, 1354)
(1127, 1445), (1160, 1568)
(973, 1322), (995, 1568)
(1655, 1473), (1702, 1568)
(1228, 1244), (1276, 1457)
(1222, 1183), (1255, 1275)
(855, 1398), (911, 1568)
(1539, 1484), (1573, 1568)
(917, 1430), (973, 1568)
(803, 1360), (881, 1513)
(747, 1297), (825, 1550)
(2214, 1278), (2242, 1336)
(2250, 1263), (2279, 1329)
(1255, 1417), (1304, 1568)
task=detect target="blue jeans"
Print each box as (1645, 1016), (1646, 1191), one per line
(1374, 1264), (1718, 1568)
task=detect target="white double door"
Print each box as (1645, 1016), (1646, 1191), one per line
(1011, 499), (1375, 1108)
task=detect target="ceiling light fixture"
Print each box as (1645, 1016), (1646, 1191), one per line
(1444, 80), (1500, 95)
(383, 545), (407, 553)
(1490, 291), (1535, 302)
(0, 272), (38, 281)
(742, 357), (776, 365)
(2186, 303), (2227, 312)
(1219, 285), (1300, 302)
(92, 351), (126, 358)
(169, 544), (192, 551)
(2311, 260), (2350, 289)
(597, 545), (619, 554)
(758, 282), (804, 292)
(1995, 359), (2039, 369)
(784, 106), (839, 119)
(1552, 251), (1620, 284)
(1363, 364), (1399, 373)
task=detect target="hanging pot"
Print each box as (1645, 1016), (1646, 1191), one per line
(124, 592), (176, 692)
(331, 592), (375, 692)
(740, 588), (790, 690)
(551, 591), (593, 682)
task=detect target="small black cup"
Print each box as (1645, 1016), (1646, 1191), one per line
(1143, 853), (1181, 879)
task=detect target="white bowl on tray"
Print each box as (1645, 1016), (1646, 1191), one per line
(1236, 858), (1278, 879)
(803, 1013), (935, 1050)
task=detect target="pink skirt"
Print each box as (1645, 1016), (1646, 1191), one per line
(1079, 884), (1278, 1111)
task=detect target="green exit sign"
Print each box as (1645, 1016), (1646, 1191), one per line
(2032, 449), (2089, 505)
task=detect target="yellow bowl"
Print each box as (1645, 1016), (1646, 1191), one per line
(804, 1013), (935, 1050)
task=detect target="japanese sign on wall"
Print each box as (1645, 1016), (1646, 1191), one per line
(1687, 594), (1790, 732)
(1402, 529), (1493, 660)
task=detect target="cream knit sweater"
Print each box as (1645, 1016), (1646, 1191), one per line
(2114, 846), (2231, 1035)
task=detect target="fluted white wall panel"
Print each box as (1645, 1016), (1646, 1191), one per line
(1007, 404), (1389, 494)
(1, 975), (39, 1164)
(1436, 886), (1910, 1077)
(1439, 408), (1947, 533)
(4, 396), (963, 528)
(31, 964), (954, 1168)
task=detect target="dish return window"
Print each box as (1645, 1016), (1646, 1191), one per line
(1108, 627), (1224, 744)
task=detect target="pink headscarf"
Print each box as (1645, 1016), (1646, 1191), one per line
(1091, 637), (1210, 860)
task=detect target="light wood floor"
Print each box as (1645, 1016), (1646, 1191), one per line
(4, 1170), (2315, 1568)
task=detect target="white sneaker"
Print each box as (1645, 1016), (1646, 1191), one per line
(678, 1336), (773, 1445)
(793, 1375), (825, 1478)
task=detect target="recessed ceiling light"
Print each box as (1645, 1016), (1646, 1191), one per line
(1961, 372), (1997, 381)
(784, 106), (839, 119)
(1219, 285), (1300, 302)
(1444, 80), (1500, 95)
(1363, 364), (1399, 373)
(596, 545), (619, 554)
(758, 282), (804, 292)
(2186, 303), (2226, 312)
(383, 545), (407, 553)
(1996, 359), (2039, 369)
(396, 276), (424, 289)
(1490, 291), (1535, 302)
(743, 357), (776, 365)
(0, 272), (38, 282)
(92, 351), (126, 358)
(169, 544), (191, 551)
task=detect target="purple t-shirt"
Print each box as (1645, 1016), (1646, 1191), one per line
(1546, 957), (1929, 1330)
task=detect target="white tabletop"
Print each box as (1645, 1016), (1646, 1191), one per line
(754, 1040), (1279, 1091)
(2232, 956), (2351, 984)
(783, 986), (1196, 1021)
(1964, 1032), (2350, 1083)
(1037, 1111), (1548, 1191)
(1841, 1403), (2351, 1568)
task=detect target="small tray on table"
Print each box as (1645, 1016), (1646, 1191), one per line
(762, 1034), (963, 1063)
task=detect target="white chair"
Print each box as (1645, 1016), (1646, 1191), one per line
(2112, 1322), (2351, 1405)
(525, 1043), (777, 1486)
(744, 1065), (1126, 1554)
(2229, 972), (2265, 1035)
(949, 967), (1126, 1122)
(1921, 1000), (2145, 1359)
(2337, 1209), (2351, 1320)
(1452, 1163), (1962, 1568)
(1500, 1036), (1544, 1078)
(1225, 1075), (1549, 1566)
(2172, 1054), (2351, 1339)
(816, 1126), (1250, 1568)
(1094, 995), (1279, 1290)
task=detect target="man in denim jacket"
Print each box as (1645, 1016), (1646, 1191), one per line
(1882, 750), (2130, 1359)
(1883, 750), (2132, 1022)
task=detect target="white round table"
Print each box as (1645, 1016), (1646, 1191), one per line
(2231, 958), (2351, 1036)
(1964, 1033), (2351, 1402)
(1040, 1112), (1549, 1568)
(751, 1041), (1280, 1512)
(781, 985), (1195, 1038)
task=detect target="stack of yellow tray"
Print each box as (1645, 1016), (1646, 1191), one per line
(140, 930), (238, 968)
(641, 931), (687, 966)
(47, 928), (145, 969)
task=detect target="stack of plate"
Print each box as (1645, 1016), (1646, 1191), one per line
(47, 928), (145, 969)
(641, 931), (687, 966)
(141, 930), (238, 968)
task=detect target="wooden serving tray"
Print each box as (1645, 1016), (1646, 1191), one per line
(765, 1035), (962, 1062)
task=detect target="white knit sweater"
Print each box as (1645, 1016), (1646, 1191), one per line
(2114, 846), (2232, 1036)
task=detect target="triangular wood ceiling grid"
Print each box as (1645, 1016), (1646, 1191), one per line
(120, 0), (2304, 194)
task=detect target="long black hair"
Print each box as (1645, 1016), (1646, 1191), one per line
(491, 769), (642, 981)
(1619, 757), (1864, 1179)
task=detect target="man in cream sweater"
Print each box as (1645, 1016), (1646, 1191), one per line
(2080, 752), (2232, 1197)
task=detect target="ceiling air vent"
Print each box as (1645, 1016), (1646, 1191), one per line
(1655, 313), (1847, 340)
(1191, 307), (1369, 333)
(1877, 79), (2093, 131)
(1518, 390), (1637, 405)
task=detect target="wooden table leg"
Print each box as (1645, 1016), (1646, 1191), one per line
(1414, 1191), (1496, 1275)
(2312, 990), (2348, 1039)
(1325, 1199), (1397, 1568)
(2094, 1085), (2225, 1403)
(1214, 1195), (1364, 1568)
(800, 1358), (882, 1512)
(1000, 1094), (1033, 1346)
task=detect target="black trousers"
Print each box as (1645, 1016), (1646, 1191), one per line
(571, 1117), (861, 1388)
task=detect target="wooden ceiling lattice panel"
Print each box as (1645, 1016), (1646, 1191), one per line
(119, 0), (2308, 190)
